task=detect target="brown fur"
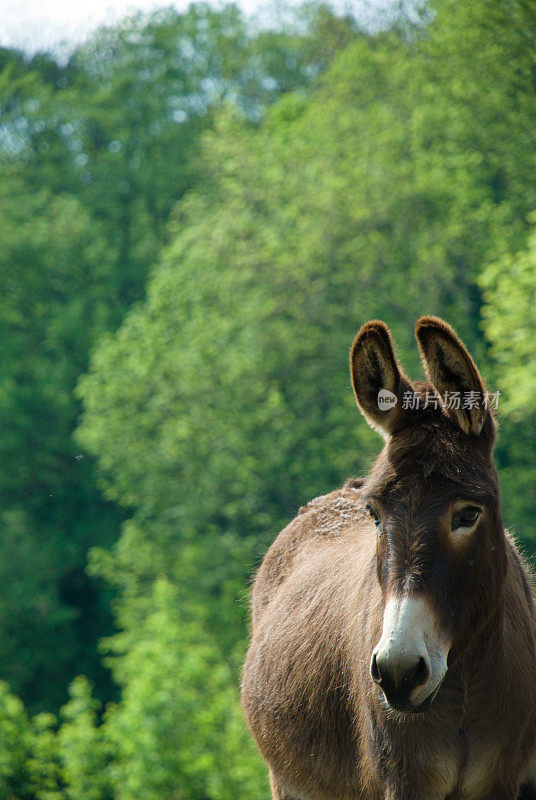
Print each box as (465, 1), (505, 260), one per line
(241, 318), (536, 800)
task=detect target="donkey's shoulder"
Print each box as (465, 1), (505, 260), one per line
(250, 479), (368, 624)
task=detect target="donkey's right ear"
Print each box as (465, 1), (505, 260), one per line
(415, 316), (489, 436)
(350, 321), (412, 438)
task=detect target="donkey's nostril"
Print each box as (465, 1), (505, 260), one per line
(408, 656), (430, 690)
(370, 652), (382, 685)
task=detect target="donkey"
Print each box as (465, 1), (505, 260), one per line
(241, 317), (536, 800)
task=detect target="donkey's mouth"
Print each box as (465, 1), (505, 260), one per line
(380, 680), (443, 715)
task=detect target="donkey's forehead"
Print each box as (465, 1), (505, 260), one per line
(366, 413), (498, 503)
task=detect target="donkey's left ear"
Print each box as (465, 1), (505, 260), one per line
(350, 320), (413, 438)
(415, 316), (489, 435)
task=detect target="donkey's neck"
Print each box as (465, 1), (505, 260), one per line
(457, 598), (507, 710)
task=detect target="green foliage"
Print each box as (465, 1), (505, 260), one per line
(104, 578), (267, 800)
(0, 683), (33, 798)
(480, 219), (536, 416)
(57, 678), (113, 800)
(479, 223), (536, 550)
(0, 0), (355, 713)
(0, 175), (121, 709)
(27, 713), (62, 800)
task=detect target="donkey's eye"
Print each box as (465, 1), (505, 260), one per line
(451, 506), (482, 531)
(366, 504), (383, 533)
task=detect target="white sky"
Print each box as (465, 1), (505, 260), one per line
(0, 0), (395, 56)
(0, 0), (212, 54)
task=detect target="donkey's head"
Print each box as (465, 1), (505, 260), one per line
(350, 317), (505, 714)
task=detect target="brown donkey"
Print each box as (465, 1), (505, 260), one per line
(241, 317), (536, 800)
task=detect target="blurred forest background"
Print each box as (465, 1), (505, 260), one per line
(0, 0), (535, 795)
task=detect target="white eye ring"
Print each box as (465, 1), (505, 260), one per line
(449, 504), (483, 542)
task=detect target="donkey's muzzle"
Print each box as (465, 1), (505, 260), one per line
(371, 594), (449, 713)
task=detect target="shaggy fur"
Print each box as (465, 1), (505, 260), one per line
(241, 318), (536, 800)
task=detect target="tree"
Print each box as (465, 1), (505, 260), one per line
(104, 578), (267, 800)
(480, 221), (536, 417)
(0, 177), (122, 710)
(0, 1), (359, 711)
